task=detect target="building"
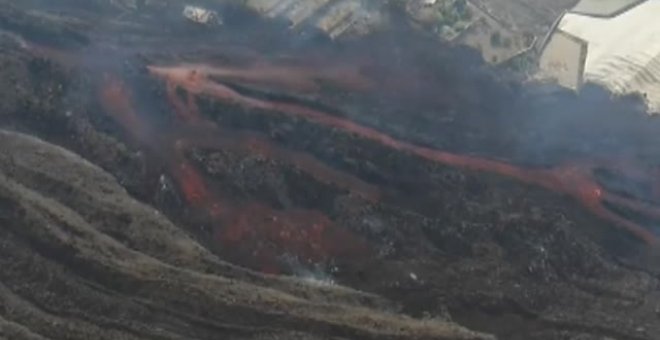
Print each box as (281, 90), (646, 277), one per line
(244, 0), (385, 39)
(538, 0), (660, 112)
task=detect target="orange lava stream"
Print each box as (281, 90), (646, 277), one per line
(98, 73), (371, 273)
(162, 62), (371, 94)
(173, 130), (382, 201)
(148, 63), (660, 246)
(165, 77), (381, 200)
(99, 73), (152, 144)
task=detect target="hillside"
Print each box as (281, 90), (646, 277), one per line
(1, 1), (660, 339)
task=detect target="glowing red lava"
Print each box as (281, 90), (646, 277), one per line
(147, 63), (660, 246)
(98, 72), (371, 273)
(155, 62), (371, 94)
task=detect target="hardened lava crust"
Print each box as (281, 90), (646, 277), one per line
(1, 1), (660, 340)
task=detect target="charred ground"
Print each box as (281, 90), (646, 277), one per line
(1, 1), (660, 340)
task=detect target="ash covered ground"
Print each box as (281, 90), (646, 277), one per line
(2, 1), (660, 340)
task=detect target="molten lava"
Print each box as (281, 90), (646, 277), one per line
(146, 62), (660, 246)
(95, 54), (660, 274)
(98, 72), (371, 273)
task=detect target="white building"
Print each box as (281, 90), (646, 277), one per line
(538, 0), (660, 112)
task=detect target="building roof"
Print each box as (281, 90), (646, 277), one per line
(538, 30), (587, 90)
(571, 0), (643, 16)
(538, 0), (660, 113)
(244, 0), (384, 39)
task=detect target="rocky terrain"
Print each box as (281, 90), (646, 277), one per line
(2, 1), (660, 340)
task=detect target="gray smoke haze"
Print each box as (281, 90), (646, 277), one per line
(8, 0), (658, 168)
(8, 0), (660, 221)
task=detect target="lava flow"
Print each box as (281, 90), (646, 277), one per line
(98, 73), (371, 273)
(175, 62), (372, 93)
(148, 62), (660, 246)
